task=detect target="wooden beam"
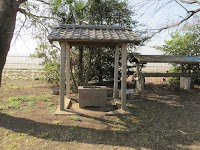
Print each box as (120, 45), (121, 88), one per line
(113, 45), (119, 98)
(60, 43), (66, 110)
(142, 73), (199, 77)
(121, 43), (127, 110)
(48, 39), (140, 46)
(66, 43), (70, 98)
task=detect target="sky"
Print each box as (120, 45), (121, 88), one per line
(8, 0), (199, 56)
(131, 0), (199, 54)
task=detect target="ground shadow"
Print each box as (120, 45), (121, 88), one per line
(1, 96), (200, 150)
(1, 81), (200, 149)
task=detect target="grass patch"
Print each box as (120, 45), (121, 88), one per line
(53, 120), (61, 125)
(47, 102), (56, 113)
(69, 115), (81, 122)
(0, 95), (52, 111)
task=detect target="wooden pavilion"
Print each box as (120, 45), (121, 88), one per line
(48, 24), (142, 111)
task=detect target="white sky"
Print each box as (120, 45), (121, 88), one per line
(8, 0), (199, 56)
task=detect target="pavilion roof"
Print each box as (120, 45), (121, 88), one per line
(48, 24), (142, 46)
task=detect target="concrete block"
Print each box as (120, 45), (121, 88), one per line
(78, 86), (107, 108)
(180, 77), (191, 89)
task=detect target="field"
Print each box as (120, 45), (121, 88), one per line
(0, 77), (200, 150)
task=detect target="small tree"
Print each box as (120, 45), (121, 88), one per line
(31, 42), (60, 84)
(155, 25), (200, 84)
(156, 25), (200, 56)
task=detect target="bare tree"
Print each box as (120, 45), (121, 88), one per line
(154, 0), (200, 35)
(0, 0), (27, 87)
(0, 0), (54, 87)
(134, 0), (200, 36)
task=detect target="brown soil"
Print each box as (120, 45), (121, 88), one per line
(0, 78), (200, 150)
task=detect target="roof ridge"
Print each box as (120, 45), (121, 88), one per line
(58, 24), (132, 31)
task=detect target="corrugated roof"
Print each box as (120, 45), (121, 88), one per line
(48, 24), (142, 46)
(131, 55), (200, 64)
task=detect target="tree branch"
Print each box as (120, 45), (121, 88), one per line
(175, 0), (189, 12)
(179, 0), (200, 5)
(16, 0), (27, 5)
(18, 8), (60, 21)
(50, 42), (61, 51)
(12, 16), (28, 47)
(151, 7), (200, 36)
(35, 0), (50, 5)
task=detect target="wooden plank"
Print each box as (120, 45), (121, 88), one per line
(142, 73), (199, 77)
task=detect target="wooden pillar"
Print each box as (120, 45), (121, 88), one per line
(60, 43), (66, 110)
(136, 63), (139, 90)
(113, 45), (119, 99)
(66, 43), (70, 98)
(121, 43), (127, 110)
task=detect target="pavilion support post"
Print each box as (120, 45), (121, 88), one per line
(135, 63), (144, 91)
(121, 43), (127, 110)
(113, 45), (119, 99)
(60, 42), (66, 110)
(66, 43), (71, 98)
(180, 64), (191, 89)
(136, 63), (140, 90)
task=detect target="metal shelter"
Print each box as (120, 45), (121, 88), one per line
(48, 24), (142, 111)
(131, 55), (200, 91)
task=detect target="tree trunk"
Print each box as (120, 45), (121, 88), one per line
(85, 48), (93, 84)
(97, 48), (103, 83)
(78, 46), (83, 85)
(70, 61), (78, 93)
(0, 0), (22, 87)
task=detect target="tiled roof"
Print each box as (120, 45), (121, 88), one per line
(131, 55), (200, 64)
(48, 24), (142, 46)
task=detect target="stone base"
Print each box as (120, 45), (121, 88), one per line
(54, 98), (132, 116)
(180, 77), (191, 89)
(54, 106), (79, 115)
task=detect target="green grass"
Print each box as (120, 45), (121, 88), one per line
(68, 115), (81, 122)
(0, 95), (52, 111)
(47, 102), (56, 113)
(53, 120), (61, 125)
